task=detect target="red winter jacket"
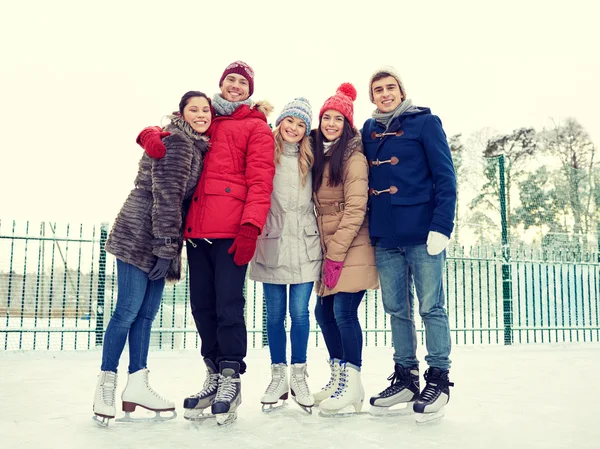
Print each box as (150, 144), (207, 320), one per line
(183, 101), (275, 239)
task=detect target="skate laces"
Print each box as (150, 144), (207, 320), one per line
(194, 370), (219, 398)
(420, 369), (454, 402)
(420, 383), (439, 402)
(332, 365), (348, 398)
(99, 372), (117, 406)
(291, 366), (310, 397)
(321, 360), (338, 391)
(142, 370), (170, 402)
(215, 374), (239, 402)
(378, 368), (409, 397)
(265, 365), (286, 395)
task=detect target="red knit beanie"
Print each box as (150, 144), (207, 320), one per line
(219, 60), (255, 97)
(319, 83), (357, 127)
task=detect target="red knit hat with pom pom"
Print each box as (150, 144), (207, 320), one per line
(319, 82), (357, 127)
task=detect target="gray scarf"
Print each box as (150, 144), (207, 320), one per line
(164, 114), (209, 142)
(212, 94), (253, 116)
(323, 139), (338, 155)
(372, 99), (414, 129)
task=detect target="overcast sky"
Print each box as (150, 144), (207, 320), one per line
(1, 0), (598, 224)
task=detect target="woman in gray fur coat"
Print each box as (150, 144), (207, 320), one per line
(92, 91), (211, 426)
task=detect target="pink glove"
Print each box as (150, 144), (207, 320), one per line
(323, 258), (344, 289)
(136, 126), (170, 159)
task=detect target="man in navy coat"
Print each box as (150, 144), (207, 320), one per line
(362, 67), (456, 419)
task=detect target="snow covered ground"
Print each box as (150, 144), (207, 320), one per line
(1, 344), (598, 449)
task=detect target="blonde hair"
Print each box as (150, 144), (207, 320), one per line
(273, 126), (314, 187)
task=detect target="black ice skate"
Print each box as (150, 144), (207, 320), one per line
(413, 367), (454, 424)
(368, 364), (419, 417)
(183, 358), (219, 421)
(211, 361), (242, 426)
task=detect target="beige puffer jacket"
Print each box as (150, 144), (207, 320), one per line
(314, 133), (379, 296)
(249, 142), (322, 284)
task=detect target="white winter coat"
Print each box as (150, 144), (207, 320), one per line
(249, 142), (322, 284)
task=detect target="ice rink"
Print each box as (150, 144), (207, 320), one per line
(1, 343), (598, 449)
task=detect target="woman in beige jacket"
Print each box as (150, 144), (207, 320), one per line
(311, 84), (379, 417)
(249, 98), (321, 413)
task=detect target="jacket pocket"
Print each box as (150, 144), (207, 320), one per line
(204, 179), (247, 201)
(255, 226), (283, 267)
(390, 193), (434, 240)
(303, 225), (322, 261)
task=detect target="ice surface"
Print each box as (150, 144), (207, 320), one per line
(1, 344), (598, 449)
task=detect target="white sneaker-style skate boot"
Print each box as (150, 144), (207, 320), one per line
(313, 358), (341, 404)
(92, 370), (117, 426)
(118, 368), (176, 422)
(261, 363), (289, 412)
(183, 358), (219, 420)
(319, 363), (364, 417)
(290, 363), (314, 414)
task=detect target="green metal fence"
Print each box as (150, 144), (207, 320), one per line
(1, 218), (599, 351)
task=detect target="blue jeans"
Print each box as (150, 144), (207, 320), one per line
(375, 244), (451, 370)
(314, 290), (365, 368)
(101, 259), (165, 373)
(263, 282), (313, 364)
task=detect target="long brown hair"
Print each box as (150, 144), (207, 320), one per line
(312, 119), (355, 193)
(273, 126), (314, 187)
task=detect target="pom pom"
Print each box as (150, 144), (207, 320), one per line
(337, 82), (357, 101)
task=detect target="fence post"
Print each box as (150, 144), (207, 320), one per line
(95, 223), (108, 347)
(498, 155), (513, 345)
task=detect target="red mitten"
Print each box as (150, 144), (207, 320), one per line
(323, 258), (344, 289)
(228, 224), (260, 266)
(136, 126), (170, 159)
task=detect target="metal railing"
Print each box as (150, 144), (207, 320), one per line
(1, 219), (599, 350)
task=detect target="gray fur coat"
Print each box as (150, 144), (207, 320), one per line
(105, 116), (208, 281)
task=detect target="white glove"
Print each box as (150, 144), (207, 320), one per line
(426, 231), (449, 256)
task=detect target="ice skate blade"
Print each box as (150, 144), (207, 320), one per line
(415, 408), (445, 425)
(115, 409), (177, 423)
(92, 415), (112, 427)
(318, 405), (366, 418)
(368, 402), (415, 417)
(296, 403), (313, 415)
(215, 412), (237, 426)
(183, 409), (215, 421)
(318, 410), (367, 418)
(261, 400), (287, 413)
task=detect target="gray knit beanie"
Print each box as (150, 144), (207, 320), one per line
(368, 66), (406, 102)
(275, 97), (313, 136)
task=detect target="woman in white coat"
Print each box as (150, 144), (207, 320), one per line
(249, 98), (322, 413)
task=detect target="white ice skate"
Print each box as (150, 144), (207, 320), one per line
(183, 358), (219, 421)
(319, 363), (364, 418)
(92, 370), (117, 427)
(413, 367), (454, 425)
(368, 365), (419, 417)
(261, 363), (288, 412)
(290, 363), (314, 414)
(116, 368), (176, 423)
(212, 361), (242, 426)
(313, 358), (340, 405)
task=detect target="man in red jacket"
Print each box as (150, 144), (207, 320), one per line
(137, 60), (275, 425)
